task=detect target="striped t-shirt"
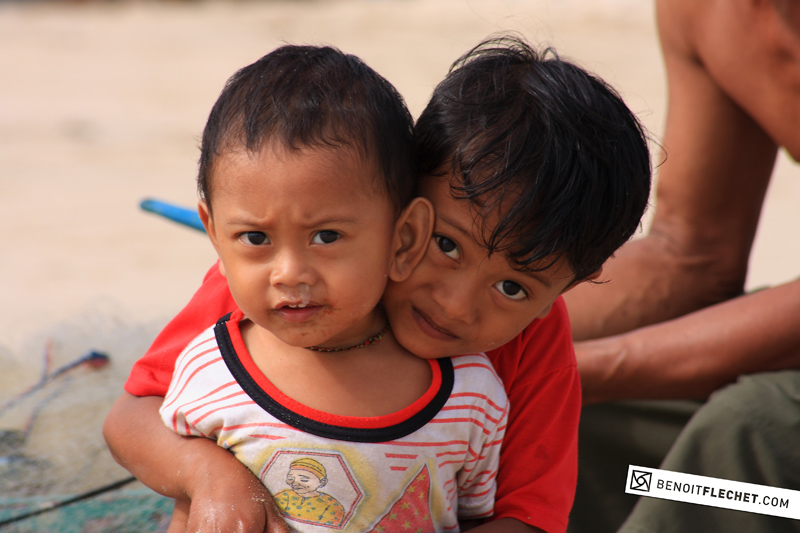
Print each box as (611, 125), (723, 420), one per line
(160, 310), (509, 532)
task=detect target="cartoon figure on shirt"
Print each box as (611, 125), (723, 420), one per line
(273, 457), (346, 528)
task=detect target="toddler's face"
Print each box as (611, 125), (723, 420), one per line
(383, 176), (579, 358)
(201, 144), (396, 349)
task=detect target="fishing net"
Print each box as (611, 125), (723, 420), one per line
(0, 310), (173, 532)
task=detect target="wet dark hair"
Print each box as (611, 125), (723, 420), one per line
(198, 45), (415, 214)
(415, 35), (652, 283)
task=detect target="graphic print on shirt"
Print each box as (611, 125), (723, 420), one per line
(366, 463), (434, 532)
(160, 313), (511, 531)
(261, 450), (364, 530)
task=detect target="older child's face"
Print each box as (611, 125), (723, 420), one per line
(383, 176), (578, 358)
(201, 144), (396, 349)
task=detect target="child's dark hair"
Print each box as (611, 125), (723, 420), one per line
(416, 35), (652, 283)
(198, 45), (415, 214)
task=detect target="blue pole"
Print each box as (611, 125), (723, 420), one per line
(140, 198), (206, 232)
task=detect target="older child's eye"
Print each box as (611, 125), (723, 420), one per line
(312, 230), (340, 244)
(239, 232), (269, 246)
(434, 234), (460, 260)
(494, 280), (527, 300)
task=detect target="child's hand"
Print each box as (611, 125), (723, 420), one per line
(183, 476), (290, 533)
(171, 430), (291, 532)
(104, 393), (290, 532)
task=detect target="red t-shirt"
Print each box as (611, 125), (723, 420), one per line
(125, 264), (580, 533)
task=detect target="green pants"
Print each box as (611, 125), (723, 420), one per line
(569, 370), (800, 533)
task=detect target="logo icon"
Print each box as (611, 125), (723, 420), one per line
(629, 470), (652, 492)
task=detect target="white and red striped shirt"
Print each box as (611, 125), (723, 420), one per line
(160, 310), (508, 532)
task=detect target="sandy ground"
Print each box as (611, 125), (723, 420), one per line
(2, 0), (798, 355)
(0, 0), (797, 500)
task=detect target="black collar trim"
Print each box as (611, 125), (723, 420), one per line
(214, 313), (454, 443)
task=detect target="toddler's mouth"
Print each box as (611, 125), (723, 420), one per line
(276, 300), (318, 310)
(274, 300), (322, 323)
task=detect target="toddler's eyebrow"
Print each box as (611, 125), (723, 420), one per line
(301, 215), (359, 228)
(223, 214), (359, 228)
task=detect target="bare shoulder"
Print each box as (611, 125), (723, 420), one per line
(659, 0), (800, 158)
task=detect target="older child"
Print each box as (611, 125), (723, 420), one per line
(105, 36), (651, 533)
(156, 44), (508, 533)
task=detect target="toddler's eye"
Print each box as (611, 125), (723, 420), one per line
(312, 230), (340, 244)
(239, 232), (269, 246)
(494, 280), (527, 300)
(434, 235), (460, 260)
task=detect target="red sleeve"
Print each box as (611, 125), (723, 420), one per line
(485, 297), (580, 533)
(124, 262), (237, 397)
(125, 268), (579, 532)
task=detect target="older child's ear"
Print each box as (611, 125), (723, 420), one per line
(388, 197), (435, 282)
(586, 267), (603, 282)
(198, 200), (226, 278)
(561, 267), (604, 295)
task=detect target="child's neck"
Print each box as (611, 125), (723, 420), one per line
(241, 319), (433, 418)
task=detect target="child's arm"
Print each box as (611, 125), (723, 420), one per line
(460, 398), (544, 533)
(484, 298), (581, 533)
(455, 356), (516, 530)
(104, 392), (290, 533)
(456, 396), (546, 532)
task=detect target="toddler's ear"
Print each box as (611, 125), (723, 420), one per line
(198, 200), (212, 234)
(198, 200), (226, 278)
(388, 197), (434, 282)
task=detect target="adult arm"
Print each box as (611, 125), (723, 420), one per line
(565, 0), (800, 403)
(103, 394), (289, 533)
(577, 278), (800, 404)
(565, 0), (779, 341)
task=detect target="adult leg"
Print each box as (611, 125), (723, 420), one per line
(620, 369), (800, 533)
(568, 400), (700, 533)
